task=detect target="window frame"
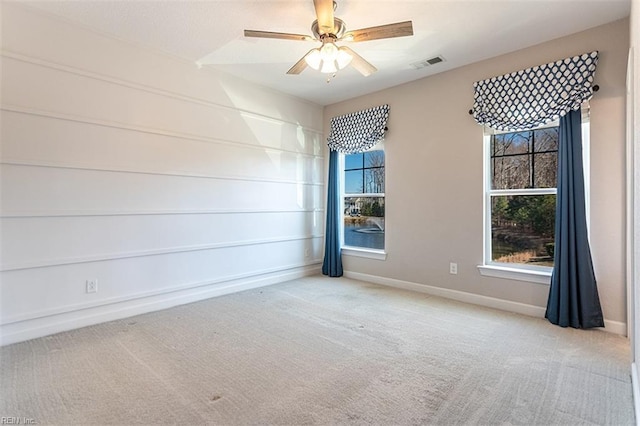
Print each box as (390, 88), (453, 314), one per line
(478, 112), (591, 284)
(340, 144), (387, 260)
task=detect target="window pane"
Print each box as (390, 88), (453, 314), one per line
(344, 196), (385, 250)
(364, 169), (384, 193)
(364, 150), (385, 167)
(491, 195), (555, 267)
(345, 170), (363, 194)
(344, 153), (364, 170)
(492, 132), (530, 156)
(534, 128), (559, 152)
(492, 155), (531, 189)
(533, 153), (557, 188)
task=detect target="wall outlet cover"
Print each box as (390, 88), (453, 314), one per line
(86, 279), (98, 293)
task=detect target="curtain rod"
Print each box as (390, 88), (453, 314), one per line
(467, 84), (600, 115)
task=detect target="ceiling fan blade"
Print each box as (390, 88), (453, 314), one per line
(313, 0), (335, 35)
(344, 21), (414, 42)
(244, 30), (313, 41)
(287, 50), (315, 75)
(341, 47), (377, 76)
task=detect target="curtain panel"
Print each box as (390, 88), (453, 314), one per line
(322, 149), (343, 277)
(327, 104), (389, 153)
(471, 51), (598, 131)
(545, 109), (604, 328)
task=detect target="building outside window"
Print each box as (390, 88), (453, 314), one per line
(343, 149), (385, 250)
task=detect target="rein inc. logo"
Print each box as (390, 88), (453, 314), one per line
(1, 418), (36, 425)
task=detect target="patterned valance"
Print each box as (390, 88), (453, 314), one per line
(471, 51), (598, 131)
(327, 104), (389, 153)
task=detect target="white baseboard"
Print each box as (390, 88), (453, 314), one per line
(344, 271), (627, 336)
(633, 363), (640, 426)
(1, 264), (320, 346)
(605, 319), (629, 336)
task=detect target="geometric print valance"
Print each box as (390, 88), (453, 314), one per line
(327, 104), (389, 153)
(471, 51), (598, 131)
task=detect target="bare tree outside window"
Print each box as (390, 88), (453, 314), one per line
(365, 151), (385, 193)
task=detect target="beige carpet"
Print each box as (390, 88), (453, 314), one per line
(0, 276), (635, 425)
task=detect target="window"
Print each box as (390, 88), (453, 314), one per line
(485, 125), (559, 270)
(342, 149), (385, 251)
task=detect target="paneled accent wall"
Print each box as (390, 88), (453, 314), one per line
(0, 4), (325, 345)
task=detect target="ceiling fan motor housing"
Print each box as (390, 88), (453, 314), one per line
(311, 18), (346, 39)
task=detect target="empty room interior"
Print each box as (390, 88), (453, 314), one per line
(2, 0), (640, 424)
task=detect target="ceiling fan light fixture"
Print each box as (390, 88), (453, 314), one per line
(305, 41), (352, 74)
(320, 41), (339, 62)
(305, 49), (323, 69)
(320, 61), (338, 74)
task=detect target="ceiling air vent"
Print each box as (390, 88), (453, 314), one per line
(410, 55), (445, 70)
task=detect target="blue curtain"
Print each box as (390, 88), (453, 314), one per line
(322, 149), (343, 277)
(545, 109), (604, 328)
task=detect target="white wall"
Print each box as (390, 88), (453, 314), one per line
(326, 19), (630, 333)
(630, 0), (640, 421)
(0, 4), (324, 345)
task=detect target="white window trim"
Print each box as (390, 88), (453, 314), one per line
(477, 264), (551, 284)
(340, 146), (387, 257)
(344, 193), (385, 198)
(479, 111), (590, 284)
(342, 246), (387, 260)
(582, 118), (591, 234)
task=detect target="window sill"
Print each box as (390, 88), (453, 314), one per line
(477, 264), (551, 285)
(342, 247), (387, 261)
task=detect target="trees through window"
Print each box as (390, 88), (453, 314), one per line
(488, 127), (558, 267)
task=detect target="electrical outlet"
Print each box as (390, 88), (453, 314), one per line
(449, 263), (458, 275)
(304, 248), (310, 258)
(86, 279), (98, 293)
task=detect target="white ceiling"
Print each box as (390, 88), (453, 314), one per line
(23, 0), (631, 106)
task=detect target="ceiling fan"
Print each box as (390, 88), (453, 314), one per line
(244, 0), (413, 77)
